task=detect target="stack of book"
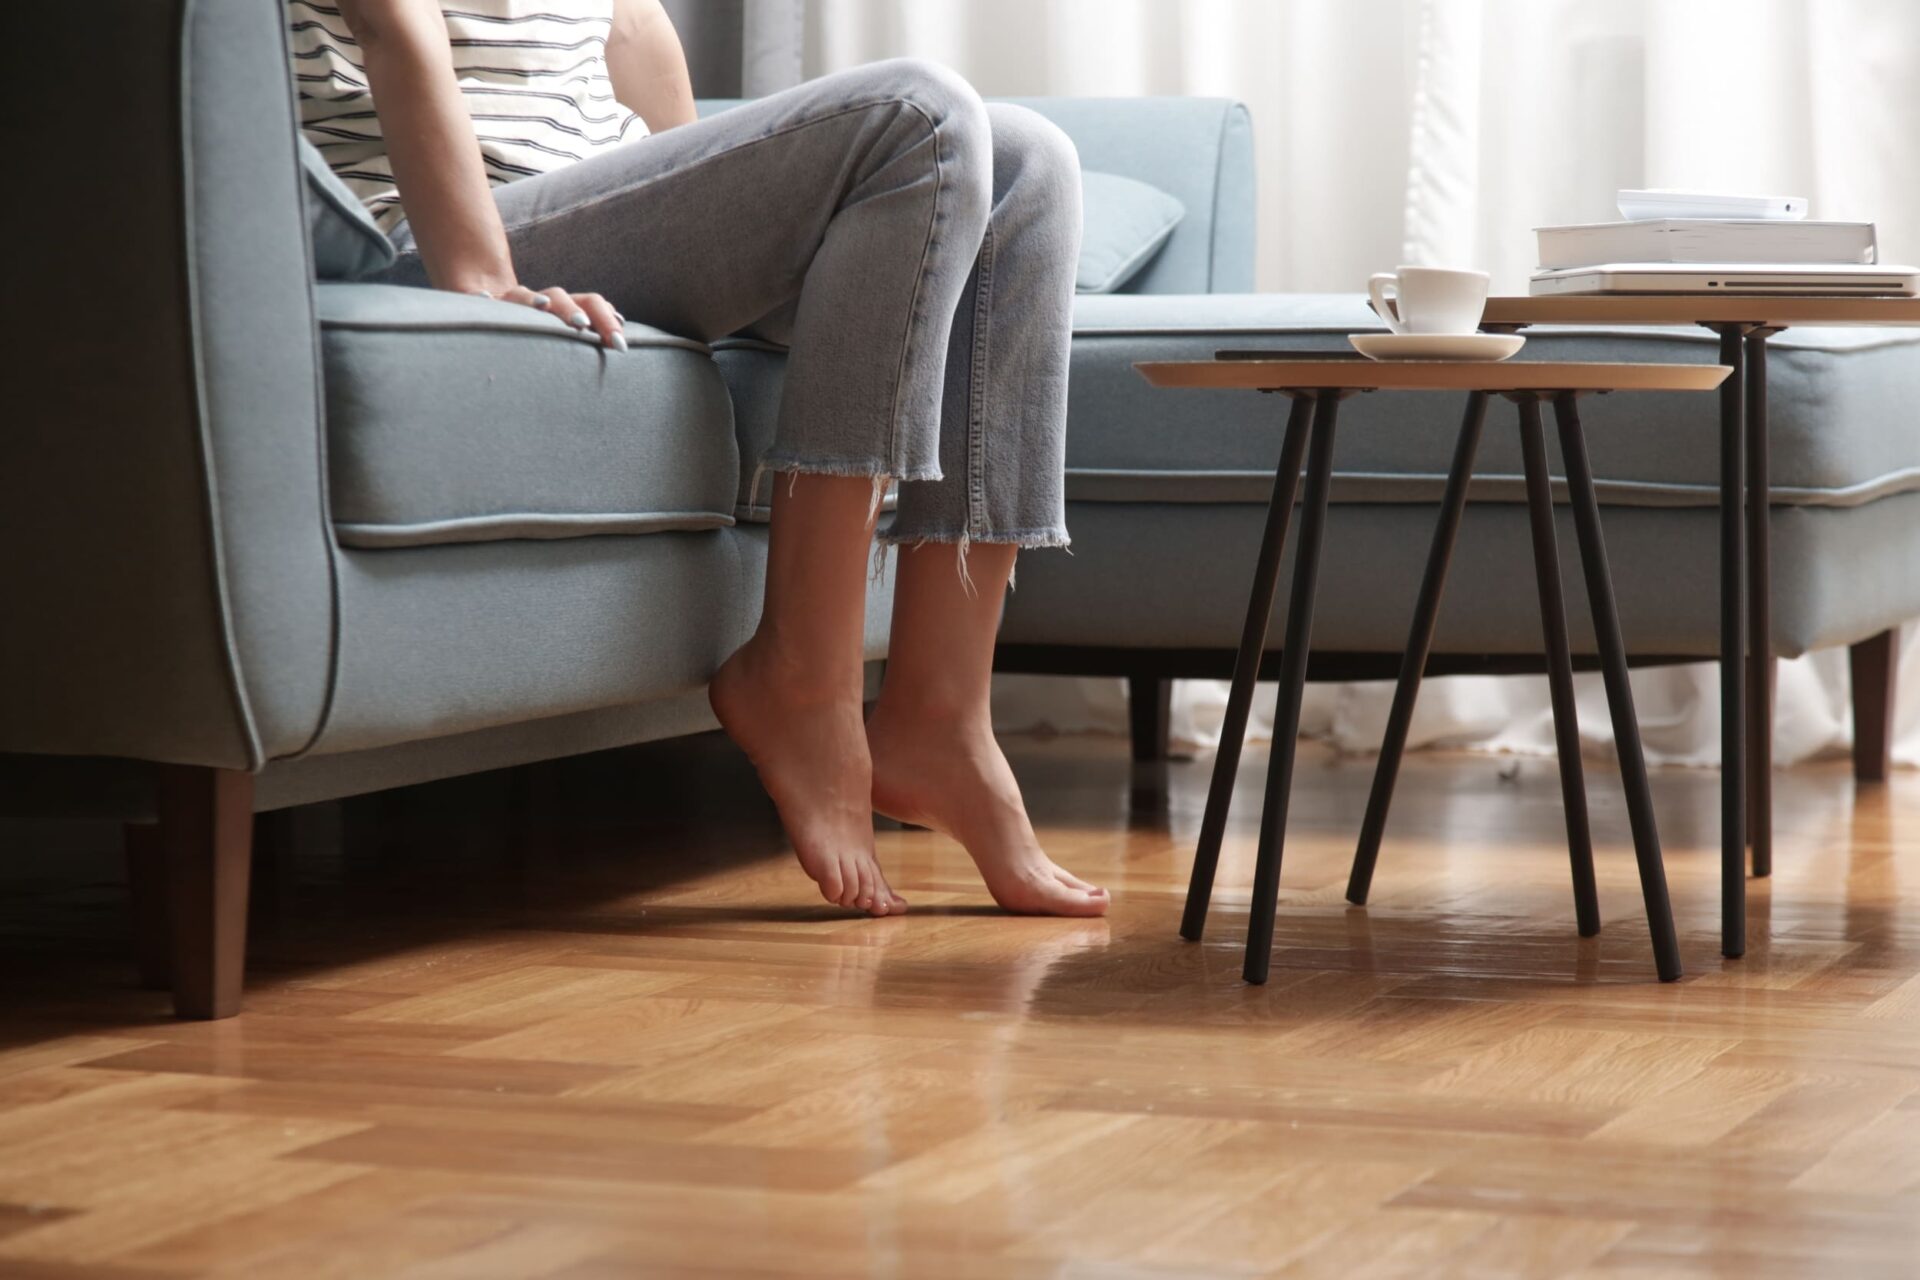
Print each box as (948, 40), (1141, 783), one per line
(1528, 190), (1912, 296)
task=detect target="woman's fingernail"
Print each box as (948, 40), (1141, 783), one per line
(568, 312), (592, 330)
(530, 295), (551, 309)
(608, 332), (629, 352)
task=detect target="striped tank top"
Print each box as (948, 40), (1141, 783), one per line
(288, 1), (648, 232)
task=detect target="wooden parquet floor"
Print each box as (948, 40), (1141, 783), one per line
(3, 728), (1919, 1278)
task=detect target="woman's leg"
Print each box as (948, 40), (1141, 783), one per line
(710, 475), (904, 914)
(866, 106), (1107, 916)
(868, 543), (1107, 916)
(380, 60), (995, 914)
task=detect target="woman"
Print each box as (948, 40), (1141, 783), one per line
(293, 0), (1106, 917)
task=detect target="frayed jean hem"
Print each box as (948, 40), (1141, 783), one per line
(876, 526), (1071, 550)
(876, 526), (1070, 594)
(755, 454), (941, 485)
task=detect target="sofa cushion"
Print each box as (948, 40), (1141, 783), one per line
(1005, 97), (1255, 294)
(317, 284), (738, 548)
(298, 138), (397, 280)
(1077, 171), (1185, 294)
(1067, 293), (1920, 509)
(996, 488), (1920, 660)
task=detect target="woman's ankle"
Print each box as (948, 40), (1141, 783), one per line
(868, 686), (994, 737)
(724, 629), (864, 706)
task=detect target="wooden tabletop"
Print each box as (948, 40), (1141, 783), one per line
(1135, 359), (1731, 394)
(1481, 294), (1920, 328)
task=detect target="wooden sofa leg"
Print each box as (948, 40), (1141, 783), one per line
(1128, 676), (1173, 764)
(1850, 629), (1899, 784)
(122, 823), (171, 991)
(156, 767), (255, 1019)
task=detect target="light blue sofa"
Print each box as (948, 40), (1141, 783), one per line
(0, 3), (1253, 1018)
(997, 180), (1920, 781)
(5, 1), (1911, 1019)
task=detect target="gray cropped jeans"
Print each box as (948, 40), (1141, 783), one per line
(384, 59), (1079, 552)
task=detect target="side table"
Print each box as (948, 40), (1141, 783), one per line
(1481, 296), (1920, 960)
(1137, 358), (1731, 985)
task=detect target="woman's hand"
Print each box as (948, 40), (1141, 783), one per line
(340, 2), (629, 354)
(481, 285), (628, 352)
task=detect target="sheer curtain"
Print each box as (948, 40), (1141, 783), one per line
(801, 0), (1920, 767)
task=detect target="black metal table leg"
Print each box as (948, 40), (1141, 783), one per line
(1716, 327), (1748, 958)
(1516, 397), (1601, 938)
(1243, 393), (1342, 985)
(1347, 392), (1489, 906)
(1553, 394), (1684, 982)
(1182, 396), (1314, 942)
(1745, 332), (1774, 880)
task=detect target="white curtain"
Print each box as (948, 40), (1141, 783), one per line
(808, 0), (1920, 767)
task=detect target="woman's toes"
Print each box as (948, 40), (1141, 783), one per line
(1062, 885), (1110, 916)
(1048, 866), (1107, 903)
(864, 865), (903, 916)
(814, 860), (845, 905)
(1053, 867), (1102, 894)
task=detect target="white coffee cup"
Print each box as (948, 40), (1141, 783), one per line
(1368, 266), (1490, 335)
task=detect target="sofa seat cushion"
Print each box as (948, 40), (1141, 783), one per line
(997, 490), (1920, 660)
(1068, 293), (1920, 509)
(318, 284), (738, 548)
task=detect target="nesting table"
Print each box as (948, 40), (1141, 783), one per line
(1138, 358), (1732, 985)
(1480, 297), (1920, 960)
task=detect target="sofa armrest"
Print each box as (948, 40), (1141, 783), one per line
(3, 0), (337, 770)
(700, 92), (1256, 295)
(999, 97), (1255, 295)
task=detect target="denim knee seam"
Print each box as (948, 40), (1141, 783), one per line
(880, 99), (953, 476)
(963, 221), (997, 540)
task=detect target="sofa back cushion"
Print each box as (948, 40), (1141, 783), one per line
(1007, 97), (1255, 294)
(299, 137), (398, 280)
(1077, 171), (1185, 294)
(699, 95), (1256, 296)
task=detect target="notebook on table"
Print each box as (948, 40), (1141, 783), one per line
(1529, 262), (1920, 297)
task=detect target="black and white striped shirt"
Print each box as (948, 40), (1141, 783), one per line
(289, 0), (647, 232)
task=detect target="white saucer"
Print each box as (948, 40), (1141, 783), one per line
(1349, 332), (1525, 362)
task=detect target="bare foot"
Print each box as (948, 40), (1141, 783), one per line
(865, 704), (1108, 917)
(711, 637), (906, 916)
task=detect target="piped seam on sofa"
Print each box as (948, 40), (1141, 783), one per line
(1064, 465), (1920, 510)
(1067, 322), (1920, 352)
(1204, 102), (1230, 291)
(318, 319), (712, 352)
(178, 0), (269, 771)
(335, 510), (737, 548)
(711, 336), (789, 354)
